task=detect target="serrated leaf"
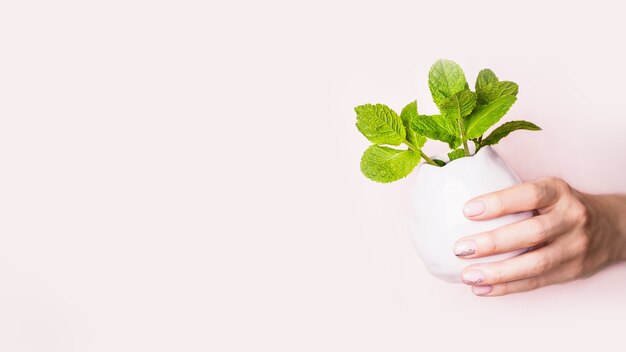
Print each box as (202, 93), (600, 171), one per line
(410, 114), (461, 149)
(447, 148), (465, 161)
(478, 81), (519, 105)
(441, 90), (477, 119)
(475, 69), (498, 94)
(481, 120), (542, 146)
(493, 81), (518, 98)
(355, 104), (406, 146)
(400, 101), (426, 148)
(428, 59), (468, 108)
(360, 145), (420, 183)
(465, 95), (517, 139)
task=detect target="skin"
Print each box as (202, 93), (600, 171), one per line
(456, 176), (626, 296)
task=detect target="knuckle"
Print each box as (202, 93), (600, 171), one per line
(552, 176), (567, 186)
(574, 233), (591, 254)
(482, 231), (499, 254)
(536, 176), (557, 187)
(534, 255), (552, 274)
(490, 194), (505, 215)
(570, 201), (589, 227)
(539, 176), (570, 197)
(546, 176), (569, 190)
(528, 276), (542, 290)
(490, 266), (505, 284)
(527, 182), (546, 205)
(536, 176), (553, 184)
(528, 217), (549, 243)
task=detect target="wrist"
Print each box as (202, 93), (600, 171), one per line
(612, 195), (626, 261)
(585, 193), (626, 262)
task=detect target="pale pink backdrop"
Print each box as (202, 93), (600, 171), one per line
(1, 0), (625, 351)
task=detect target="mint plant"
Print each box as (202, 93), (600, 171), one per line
(355, 59), (541, 183)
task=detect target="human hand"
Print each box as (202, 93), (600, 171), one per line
(454, 177), (626, 296)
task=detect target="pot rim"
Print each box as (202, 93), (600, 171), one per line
(420, 145), (494, 171)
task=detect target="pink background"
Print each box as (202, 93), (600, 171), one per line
(1, 1), (625, 351)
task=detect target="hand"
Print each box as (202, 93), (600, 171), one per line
(454, 176), (626, 296)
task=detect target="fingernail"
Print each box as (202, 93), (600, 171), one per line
(462, 269), (486, 285)
(472, 285), (493, 296)
(454, 240), (477, 257)
(463, 201), (486, 217)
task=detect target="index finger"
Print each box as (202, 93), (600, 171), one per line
(463, 177), (564, 220)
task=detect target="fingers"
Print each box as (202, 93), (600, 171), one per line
(454, 213), (572, 258)
(463, 177), (566, 220)
(460, 234), (580, 286)
(471, 258), (583, 297)
(458, 177), (588, 296)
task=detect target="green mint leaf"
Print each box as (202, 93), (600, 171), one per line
(355, 104), (406, 146)
(493, 81), (518, 98)
(439, 90), (476, 152)
(428, 59), (468, 108)
(400, 101), (427, 148)
(481, 120), (542, 146)
(432, 159), (447, 167)
(410, 114), (461, 149)
(360, 145), (420, 183)
(475, 69), (498, 94)
(447, 148), (465, 161)
(441, 90), (477, 119)
(475, 69), (519, 105)
(478, 81), (519, 105)
(465, 95), (517, 139)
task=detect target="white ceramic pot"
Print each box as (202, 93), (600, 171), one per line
(409, 146), (532, 283)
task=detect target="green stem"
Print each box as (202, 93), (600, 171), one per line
(405, 141), (438, 166)
(419, 150), (437, 166)
(473, 137), (482, 154)
(457, 117), (470, 157)
(462, 140), (470, 156)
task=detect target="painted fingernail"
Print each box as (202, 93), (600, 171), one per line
(463, 201), (486, 217)
(454, 240), (477, 257)
(462, 269), (486, 285)
(472, 285), (493, 296)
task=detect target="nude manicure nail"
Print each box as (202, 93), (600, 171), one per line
(463, 201), (486, 217)
(454, 240), (477, 257)
(462, 269), (486, 285)
(472, 285), (493, 296)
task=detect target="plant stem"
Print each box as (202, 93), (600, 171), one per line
(462, 140), (470, 156)
(457, 117), (470, 157)
(450, 95), (470, 157)
(419, 150), (438, 166)
(405, 141), (438, 166)
(473, 138), (482, 153)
